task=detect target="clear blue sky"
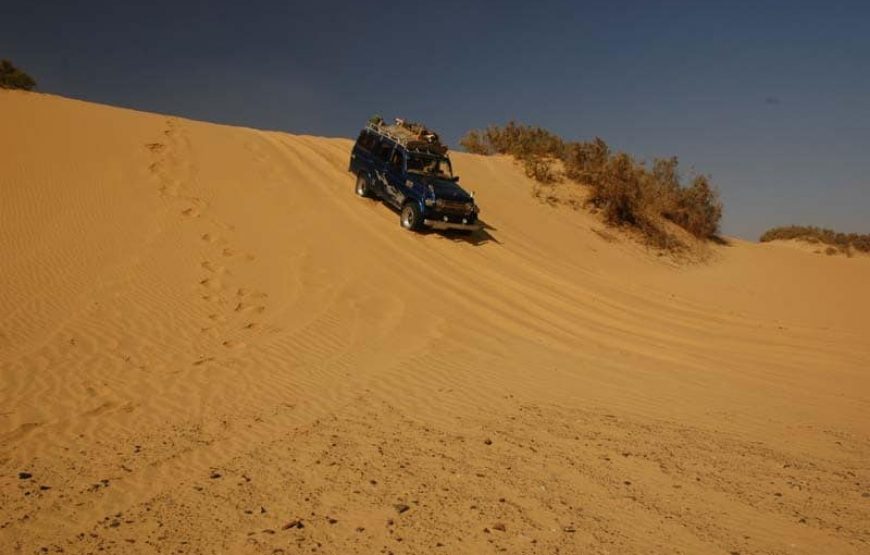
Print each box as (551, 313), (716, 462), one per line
(3, 0), (868, 239)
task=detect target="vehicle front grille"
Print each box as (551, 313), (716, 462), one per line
(438, 200), (471, 215)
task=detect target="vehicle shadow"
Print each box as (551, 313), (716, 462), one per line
(377, 200), (499, 246)
(420, 220), (500, 246)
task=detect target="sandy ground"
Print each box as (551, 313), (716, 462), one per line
(1, 90), (868, 554)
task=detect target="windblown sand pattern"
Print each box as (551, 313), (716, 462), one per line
(1, 91), (868, 554)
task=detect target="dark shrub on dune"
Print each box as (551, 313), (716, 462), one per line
(0, 59), (37, 91)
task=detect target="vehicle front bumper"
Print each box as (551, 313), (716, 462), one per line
(423, 219), (482, 232)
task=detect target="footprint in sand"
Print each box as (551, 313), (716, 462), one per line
(182, 207), (201, 218)
(221, 247), (256, 261)
(200, 260), (227, 274)
(201, 233), (216, 243)
(243, 322), (259, 330)
(222, 339), (246, 349)
(208, 313), (226, 323)
(236, 287), (268, 298)
(159, 183), (179, 198)
(83, 401), (119, 417)
(234, 302), (265, 314)
(199, 277), (223, 291)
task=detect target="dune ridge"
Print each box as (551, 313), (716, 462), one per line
(1, 90), (868, 554)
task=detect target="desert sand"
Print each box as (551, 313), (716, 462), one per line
(1, 90), (868, 554)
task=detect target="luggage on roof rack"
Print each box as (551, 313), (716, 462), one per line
(367, 117), (448, 155)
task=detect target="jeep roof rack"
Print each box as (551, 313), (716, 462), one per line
(367, 117), (448, 155)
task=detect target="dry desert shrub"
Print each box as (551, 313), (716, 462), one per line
(461, 123), (723, 248)
(760, 226), (870, 253)
(461, 121), (565, 160)
(523, 156), (559, 183)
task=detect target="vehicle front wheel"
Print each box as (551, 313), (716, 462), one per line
(355, 174), (371, 197)
(400, 203), (422, 231)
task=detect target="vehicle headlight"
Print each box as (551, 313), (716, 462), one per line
(424, 198), (435, 207)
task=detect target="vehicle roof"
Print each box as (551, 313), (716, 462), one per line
(364, 122), (448, 156)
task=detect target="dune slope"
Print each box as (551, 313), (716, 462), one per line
(1, 91), (868, 554)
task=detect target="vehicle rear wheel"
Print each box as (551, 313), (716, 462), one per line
(400, 203), (422, 231)
(355, 174), (371, 197)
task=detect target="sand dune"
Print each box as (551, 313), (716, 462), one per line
(1, 90), (868, 554)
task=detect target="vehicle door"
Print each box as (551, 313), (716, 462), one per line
(383, 148), (407, 208)
(370, 139), (394, 199)
(350, 129), (377, 175)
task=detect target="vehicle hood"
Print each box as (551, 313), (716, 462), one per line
(414, 175), (473, 202)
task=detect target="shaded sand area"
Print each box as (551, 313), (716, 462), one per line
(1, 90), (868, 554)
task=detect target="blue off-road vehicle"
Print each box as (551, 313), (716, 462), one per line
(349, 117), (480, 232)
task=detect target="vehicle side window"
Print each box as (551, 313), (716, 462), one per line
(440, 158), (453, 178)
(374, 140), (393, 163)
(407, 156), (425, 172)
(356, 130), (374, 152)
(364, 131), (379, 151)
(389, 149), (404, 172)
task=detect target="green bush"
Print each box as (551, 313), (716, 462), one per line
(461, 123), (723, 245)
(0, 59), (36, 91)
(760, 226), (870, 253)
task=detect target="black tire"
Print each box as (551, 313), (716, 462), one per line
(400, 203), (422, 231)
(355, 173), (371, 197)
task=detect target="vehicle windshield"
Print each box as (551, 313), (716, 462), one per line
(407, 155), (453, 178)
